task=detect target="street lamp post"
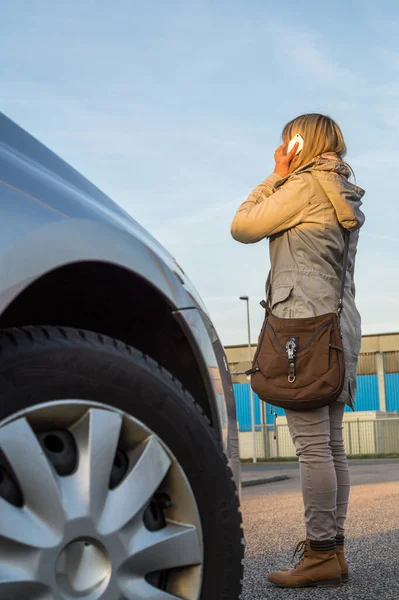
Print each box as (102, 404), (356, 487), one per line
(239, 296), (257, 463)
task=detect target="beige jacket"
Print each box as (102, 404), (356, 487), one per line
(231, 156), (365, 407)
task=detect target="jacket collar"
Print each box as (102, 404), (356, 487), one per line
(274, 154), (365, 199)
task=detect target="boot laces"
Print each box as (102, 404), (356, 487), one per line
(292, 540), (308, 568)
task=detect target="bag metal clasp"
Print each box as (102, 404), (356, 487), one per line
(286, 337), (298, 383)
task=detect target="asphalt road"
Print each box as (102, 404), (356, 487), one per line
(240, 459), (399, 599)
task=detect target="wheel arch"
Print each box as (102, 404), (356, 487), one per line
(0, 260), (216, 427)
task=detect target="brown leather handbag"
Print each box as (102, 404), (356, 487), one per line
(247, 231), (350, 411)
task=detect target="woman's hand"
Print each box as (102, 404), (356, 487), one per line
(273, 141), (299, 178)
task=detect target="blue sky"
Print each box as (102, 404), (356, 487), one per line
(2, 0), (399, 345)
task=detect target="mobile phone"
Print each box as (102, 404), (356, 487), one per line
(287, 133), (304, 155)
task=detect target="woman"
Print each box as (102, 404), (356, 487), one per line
(231, 114), (365, 588)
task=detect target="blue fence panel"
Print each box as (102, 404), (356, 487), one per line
(234, 374), (381, 429)
(385, 373), (399, 412)
(345, 374), (379, 412)
(233, 384), (262, 431)
(234, 384), (289, 430)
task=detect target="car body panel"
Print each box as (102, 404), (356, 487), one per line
(0, 112), (240, 489)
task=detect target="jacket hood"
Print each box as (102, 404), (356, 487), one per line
(275, 154), (366, 231)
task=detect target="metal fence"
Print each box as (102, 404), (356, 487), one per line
(239, 417), (399, 461)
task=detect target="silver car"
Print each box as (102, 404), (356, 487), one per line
(0, 112), (243, 600)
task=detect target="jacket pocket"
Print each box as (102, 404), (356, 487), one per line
(271, 285), (293, 318)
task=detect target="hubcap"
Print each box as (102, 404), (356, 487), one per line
(0, 400), (203, 599)
(56, 538), (111, 597)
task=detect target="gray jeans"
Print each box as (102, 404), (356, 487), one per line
(285, 402), (350, 541)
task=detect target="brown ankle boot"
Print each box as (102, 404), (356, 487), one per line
(336, 536), (349, 583)
(280, 535), (349, 583)
(268, 540), (342, 588)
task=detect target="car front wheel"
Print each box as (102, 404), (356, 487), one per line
(0, 326), (243, 600)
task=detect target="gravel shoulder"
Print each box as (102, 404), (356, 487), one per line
(241, 461), (399, 599)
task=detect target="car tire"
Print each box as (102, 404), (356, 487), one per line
(0, 326), (244, 600)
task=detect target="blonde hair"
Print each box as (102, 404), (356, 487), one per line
(282, 113), (349, 174)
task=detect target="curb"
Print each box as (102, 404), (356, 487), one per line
(242, 475), (290, 488)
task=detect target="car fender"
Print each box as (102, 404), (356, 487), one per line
(0, 218), (192, 315)
(0, 218), (236, 456)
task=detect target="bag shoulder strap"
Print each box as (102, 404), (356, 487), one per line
(338, 228), (350, 316)
(307, 171), (351, 316)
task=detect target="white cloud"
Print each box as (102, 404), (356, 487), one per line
(269, 21), (363, 88)
(152, 198), (242, 249)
